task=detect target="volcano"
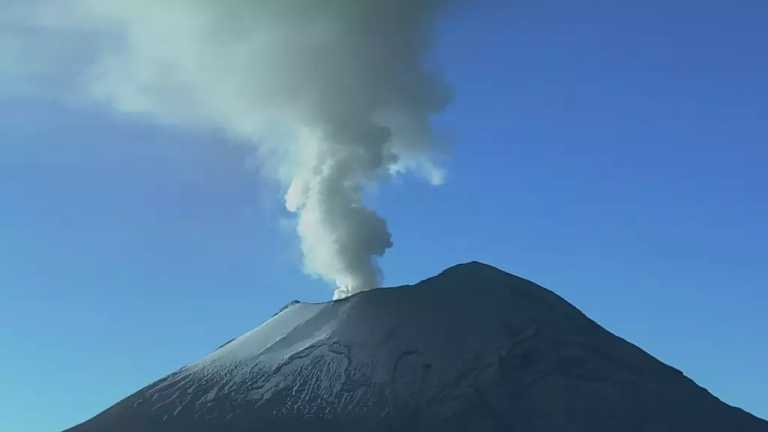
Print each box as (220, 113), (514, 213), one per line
(65, 262), (767, 431)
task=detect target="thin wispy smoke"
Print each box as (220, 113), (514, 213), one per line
(4, 0), (452, 298)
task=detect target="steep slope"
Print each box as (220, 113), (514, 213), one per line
(65, 262), (767, 432)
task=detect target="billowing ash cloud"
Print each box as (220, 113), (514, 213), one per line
(8, 0), (452, 299)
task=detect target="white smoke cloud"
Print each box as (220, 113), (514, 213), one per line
(4, 0), (451, 299)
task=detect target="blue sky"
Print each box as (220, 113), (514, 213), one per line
(2, 1), (767, 430)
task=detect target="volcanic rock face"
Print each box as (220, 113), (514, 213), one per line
(65, 262), (767, 432)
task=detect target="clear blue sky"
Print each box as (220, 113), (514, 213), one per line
(2, 1), (767, 430)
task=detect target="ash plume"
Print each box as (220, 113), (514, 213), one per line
(6, 0), (452, 298)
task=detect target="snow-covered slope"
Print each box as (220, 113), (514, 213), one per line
(65, 262), (768, 432)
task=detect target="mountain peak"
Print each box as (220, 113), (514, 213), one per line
(433, 260), (509, 279)
(411, 260), (528, 293)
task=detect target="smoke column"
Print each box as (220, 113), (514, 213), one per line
(8, 1), (452, 299)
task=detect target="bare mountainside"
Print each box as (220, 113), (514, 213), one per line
(66, 262), (767, 432)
